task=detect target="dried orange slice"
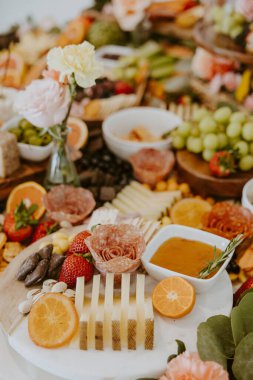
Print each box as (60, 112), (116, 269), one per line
(6, 181), (46, 220)
(152, 277), (196, 319)
(170, 198), (212, 229)
(67, 117), (88, 150)
(28, 293), (78, 348)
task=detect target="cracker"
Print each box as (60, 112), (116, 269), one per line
(3, 242), (23, 263)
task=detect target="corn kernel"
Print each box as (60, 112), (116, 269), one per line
(206, 197), (215, 205)
(179, 183), (190, 195)
(229, 273), (238, 282)
(156, 181), (167, 191)
(167, 177), (178, 186)
(143, 183), (151, 190)
(238, 269), (247, 283)
(161, 216), (172, 225)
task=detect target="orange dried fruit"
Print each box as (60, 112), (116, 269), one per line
(170, 198), (212, 229)
(67, 117), (88, 150)
(6, 181), (46, 220)
(152, 277), (196, 319)
(28, 293), (78, 348)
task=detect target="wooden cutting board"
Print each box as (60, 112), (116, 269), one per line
(177, 150), (253, 198)
(0, 160), (47, 201)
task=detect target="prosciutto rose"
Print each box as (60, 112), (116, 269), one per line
(86, 224), (146, 280)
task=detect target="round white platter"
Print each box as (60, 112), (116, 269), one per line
(9, 271), (233, 380)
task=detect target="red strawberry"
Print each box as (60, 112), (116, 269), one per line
(234, 277), (253, 305)
(115, 81), (134, 95)
(69, 230), (91, 254)
(58, 253), (94, 288)
(3, 201), (38, 242)
(209, 151), (236, 178)
(32, 220), (59, 243)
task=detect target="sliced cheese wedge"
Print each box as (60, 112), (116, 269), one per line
(112, 297), (121, 351)
(95, 299), (104, 351)
(80, 297), (90, 350)
(104, 273), (114, 349)
(87, 275), (101, 350)
(120, 273), (130, 349)
(136, 274), (145, 349)
(145, 297), (154, 350)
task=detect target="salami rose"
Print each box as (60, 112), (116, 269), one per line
(129, 148), (175, 186)
(202, 202), (253, 239)
(43, 185), (95, 224)
(85, 224), (146, 282)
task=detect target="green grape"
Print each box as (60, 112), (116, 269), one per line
(234, 141), (249, 157)
(228, 137), (240, 147)
(177, 122), (192, 137)
(230, 111), (246, 124)
(173, 135), (185, 149)
(186, 137), (203, 154)
(249, 142), (253, 155)
(217, 124), (226, 133)
(199, 116), (217, 133)
(202, 149), (215, 162)
(226, 122), (242, 138)
(214, 107), (232, 124)
(217, 133), (228, 149)
(203, 133), (219, 150)
(242, 122), (253, 142)
(23, 129), (36, 140)
(42, 134), (52, 146)
(230, 25), (243, 39)
(29, 136), (43, 146)
(192, 108), (209, 122)
(9, 127), (22, 141)
(233, 13), (246, 23)
(239, 155), (253, 171)
(191, 126), (200, 137)
(19, 119), (33, 130)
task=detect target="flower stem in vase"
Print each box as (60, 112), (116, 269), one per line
(44, 123), (80, 189)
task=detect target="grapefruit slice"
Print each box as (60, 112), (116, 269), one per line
(67, 117), (88, 150)
(170, 198), (212, 229)
(28, 293), (78, 348)
(6, 181), (46, 220)
(152, 277), (196, 318)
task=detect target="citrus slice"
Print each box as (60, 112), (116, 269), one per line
(170, 198), (212, 229)
(152, 277), (196, 318)
(28, 293), (78, 348)
(67, 117), (88, 150)
(6, 181), (46, 220)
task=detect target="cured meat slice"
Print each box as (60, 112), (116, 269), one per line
(129, 148), (175, 186)
(202, 202), (253, 239)
(85, 224), (146, 280)
(43, 185), (96, 224)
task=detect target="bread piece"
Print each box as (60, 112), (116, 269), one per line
(0, 132), (20, 178)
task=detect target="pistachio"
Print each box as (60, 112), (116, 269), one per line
(26, 288), (41, 299)
(51, 281), (67, 293)
(18, 299), (33, 314)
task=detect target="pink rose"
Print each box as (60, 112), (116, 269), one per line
(160, 352), (229, 380)
(15, 78), (71, 128)
(235, 0), (253, 21)
(191, 48), (214, 80)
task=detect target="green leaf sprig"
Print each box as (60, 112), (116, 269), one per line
(14, 201), (38, 230)
(199, 234), (244, 279)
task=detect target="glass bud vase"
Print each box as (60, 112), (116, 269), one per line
(44, 128), (80, 190)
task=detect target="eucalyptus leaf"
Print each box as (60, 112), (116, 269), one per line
(231, 293), (253, 346)
(232, 332), (253, 380)
(236, 288), (253, 306)
(176, 339), (186, 355)
(197, 315), (235, 369)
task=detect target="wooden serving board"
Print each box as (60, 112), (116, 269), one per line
(177, 150), (253, 198)
(0, 160), (47, 201)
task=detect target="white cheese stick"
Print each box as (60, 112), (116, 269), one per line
(104, 273), (114, 349)
(120, 274), (130, 349)
(136, 274), (145, 349)
(88, 275), (101, 349)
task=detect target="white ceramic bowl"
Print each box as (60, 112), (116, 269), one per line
(242, 178), (253, 213)
(102, 107), (181, 160)
(2, 116), (53, 162)
(141, 224), (232, 294)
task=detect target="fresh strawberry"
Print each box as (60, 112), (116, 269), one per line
(68, 230), (91, 254)
(234, 277), (253, 305)
(209, 151), (236, 178)
(3, 201), (38, 242)
(115, 81), (134, 95)
(32, 220), (59, 243)
(58, 253), (94, 288)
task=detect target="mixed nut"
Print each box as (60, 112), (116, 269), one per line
(17, 244), (65, 287)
